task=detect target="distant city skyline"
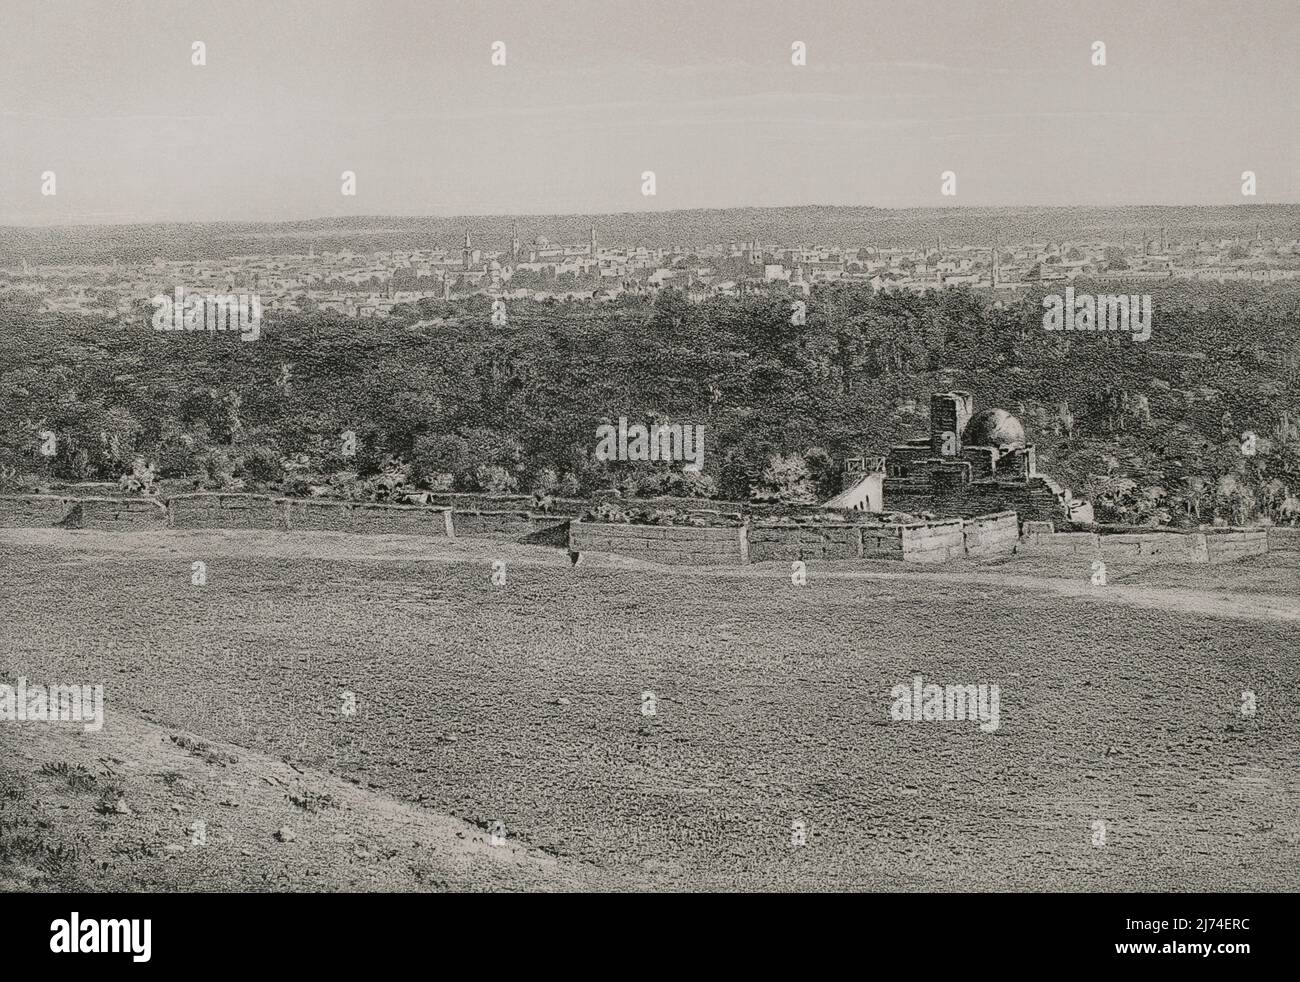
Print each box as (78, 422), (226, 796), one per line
(1, 0), (1297, 226)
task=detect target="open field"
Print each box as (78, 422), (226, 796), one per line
(2, 529), (1298, 891)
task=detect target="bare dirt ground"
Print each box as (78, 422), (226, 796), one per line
(0, 699), (607, 892)
(2, 528), (1298, 891)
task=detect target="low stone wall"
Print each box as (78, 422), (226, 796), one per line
(451, 509), (566, 539)
(286, 499), (454, 537)
(734, 512), (1023, 565)
(1, 486), (1286, 576)
(1021, 522), (1273, 565)
(0, 494), (74, 527)
(1019, 523), (1101, 557)
(1097, 530), (1208, 563)
(961, 511), (1020, 558)
(1267, 527), (1300, 551)
(898, 518), (966, 563)
(424, 493), (584, 516)
(861, 525), (905, 559)
(1204, 528), (1269, 564)
(748, 522), (863, 562)
(570, 521), (749, 566)
(167, 493), (288, 530)
(74, 496), (169, 531)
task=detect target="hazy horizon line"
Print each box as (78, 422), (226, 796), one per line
(4, 200), (1298, 234)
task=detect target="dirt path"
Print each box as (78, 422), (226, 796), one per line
(4, 528), (1289, 625)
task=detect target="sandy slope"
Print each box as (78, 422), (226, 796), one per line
(0, 707), (608, 892)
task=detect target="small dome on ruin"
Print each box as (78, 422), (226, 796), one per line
(962, 408), (1025, 448)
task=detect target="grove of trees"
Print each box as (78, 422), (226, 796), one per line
(2, 279), (1297, 527)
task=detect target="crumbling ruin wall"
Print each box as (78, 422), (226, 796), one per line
(570, 522), (750, 565)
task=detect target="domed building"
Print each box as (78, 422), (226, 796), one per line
(962, 408), (1026, 449)
(864, 391), (1090, 523)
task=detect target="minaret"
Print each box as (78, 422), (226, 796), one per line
(991, 232), (999, 288)
(463, 230), (471, 270)
(589, 226), (597, 258)
(512, 223), (521, 262)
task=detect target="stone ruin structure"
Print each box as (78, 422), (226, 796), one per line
(844, 391), (1093, 524)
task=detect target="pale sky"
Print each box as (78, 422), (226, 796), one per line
(1, 0), (1296, 225)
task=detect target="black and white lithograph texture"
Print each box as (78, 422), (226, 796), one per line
(0, 0), (1298, 894)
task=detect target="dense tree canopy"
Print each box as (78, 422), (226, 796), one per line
(2, 280), (1297, 526)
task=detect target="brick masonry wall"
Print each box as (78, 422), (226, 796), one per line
(287, 500), (454, 537)
(0, 494), (75, 527)
(570, 522), (749, 565)
(167, 494), (289, 530)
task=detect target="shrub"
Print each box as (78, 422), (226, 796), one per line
(117, 457), (158, 496)
(474, 464), (518, 494)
